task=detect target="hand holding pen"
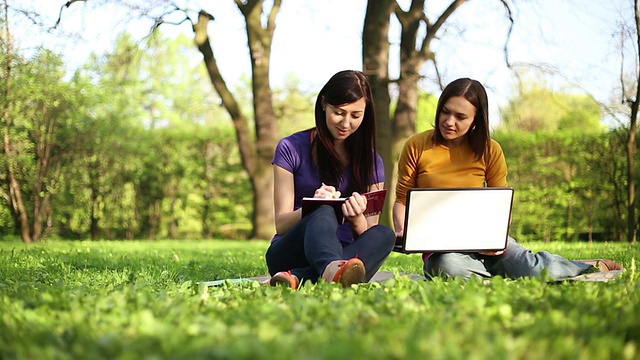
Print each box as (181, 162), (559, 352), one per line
(314, 183), (341, 199)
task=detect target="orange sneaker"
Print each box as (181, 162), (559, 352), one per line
(322, 258), (366, 287)
(269, 271), (299, 290)
(576, 259), (625, 272)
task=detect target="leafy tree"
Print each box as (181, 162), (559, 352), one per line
(55, 0), (282, 240)
(416, 91), (437, 133)
(611, 0), (640, 243)
(500, 81), (604, 133)
(494, 130), (628, 243)
(272, 73), (314, 138)
(0, 22), (89, 243)
(57, 32), (253, 241)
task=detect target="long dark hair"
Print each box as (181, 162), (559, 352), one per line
(432, 78), (490, 161)
(312, 70), (378, 193)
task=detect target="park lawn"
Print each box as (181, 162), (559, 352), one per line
(0, 239), (638, 360)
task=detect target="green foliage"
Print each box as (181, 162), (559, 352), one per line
(500, 82), (605, 134)
(0, 47), (90, 241)
(0, 240), (638, 359)
(416, 91), (437, 132)
(54, 32), (250, 240)
(0, 30), (257, 241)
(273, 73), (315, 137)
(494, 131), (628, 242)
(2, 31), (634, 244)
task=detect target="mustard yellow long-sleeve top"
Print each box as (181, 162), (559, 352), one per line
(395, 129), (508, 205)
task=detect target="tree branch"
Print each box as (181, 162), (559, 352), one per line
(420, 0), (467, 59)
(54, 0), (87, 29)
(146, 5), (193, 38)
(498, 0), (515, 70)
(266, 0), (281, 34)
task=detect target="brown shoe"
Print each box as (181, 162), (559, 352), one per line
(576, 259), (625, 272)
(322, 258), (366, 287)
(269, 271), (299, 290)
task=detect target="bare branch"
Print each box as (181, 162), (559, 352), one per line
(432, 57), (444, 90)
(420, 0), (467, 59)
(511, 61), (626, 125)
(498, 0), (515, 69)
(391, 0), (402, 19)
(146, 5), (192, 37)
(0, 188), (9, 203)
(54, 0), (87, 29)
(620, 25), (629, 105)
(267, 0), (281, 34)
(426, 0), (466, 36)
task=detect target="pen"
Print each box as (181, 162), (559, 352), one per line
(321, 182), (338, 199)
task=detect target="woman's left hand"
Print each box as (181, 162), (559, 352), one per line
(478, 250), (505, 256)
(342, 192), (367, 220)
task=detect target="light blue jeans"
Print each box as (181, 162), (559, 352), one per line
(424, 237), (594, 280)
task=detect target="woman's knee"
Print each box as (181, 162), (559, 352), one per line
(370, 225), (396, 249)
(424, 253), (482, 280)
(309, 204), (335, 216)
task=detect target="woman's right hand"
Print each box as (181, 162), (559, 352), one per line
(314, 183), (341, 199)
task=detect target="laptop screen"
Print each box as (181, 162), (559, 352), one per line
(399, 187), (514, 253)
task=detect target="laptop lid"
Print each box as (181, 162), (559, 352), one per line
(396, 187), (514, 253)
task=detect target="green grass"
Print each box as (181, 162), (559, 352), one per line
(0, 239), (638, 360)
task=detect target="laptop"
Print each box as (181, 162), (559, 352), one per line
(394, 187), (514, 253)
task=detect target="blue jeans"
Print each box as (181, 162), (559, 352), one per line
(266, 205), (396, 284)
(424, 237), (594, 280)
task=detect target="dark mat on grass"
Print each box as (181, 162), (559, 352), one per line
(559, 270), (624, 282)
(200, 270), (622, 287)
(199, 271), (416, 287)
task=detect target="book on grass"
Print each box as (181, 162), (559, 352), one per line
(301, 188), (387, 223)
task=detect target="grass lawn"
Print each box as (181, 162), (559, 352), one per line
(0, 239), (638, 359)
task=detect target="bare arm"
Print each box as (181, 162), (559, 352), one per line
(273, 165), (301, 235)
(392, 202), (406, 238)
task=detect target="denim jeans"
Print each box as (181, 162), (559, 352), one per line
(424, 237), (594, 280)
(266, 205), (396, 284)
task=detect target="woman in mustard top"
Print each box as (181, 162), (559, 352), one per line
(393, 78), (623, 280)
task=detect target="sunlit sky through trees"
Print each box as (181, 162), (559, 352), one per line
(12, 0), (635, 127)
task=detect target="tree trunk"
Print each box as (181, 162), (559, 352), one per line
(626, 115), (637, 243)
(31, 106), (59, 243)
(1, 0), (33, 243)
(565, 199), (572, 241)
(363, 0), (394, 225)
(362, 0), (468, 225)
(202, 140), (215, 239)
(627, 0), (639, 243)
(388, 0), (467, 207)
(241, 0), (280, 239)
(192, 2), (279, 239)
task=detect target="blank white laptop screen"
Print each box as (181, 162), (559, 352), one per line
(398, 187), (514, 253)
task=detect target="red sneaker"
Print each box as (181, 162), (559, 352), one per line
(322, 258), (366, 287)
(269, 271), (299, 290)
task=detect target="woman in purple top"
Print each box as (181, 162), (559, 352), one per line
(265, 70), (396, 289)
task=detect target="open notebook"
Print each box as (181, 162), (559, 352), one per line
(394, 187), (514, 253)
(301, 188), (387, 223)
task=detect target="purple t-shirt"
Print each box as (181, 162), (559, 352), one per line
(271, 129), (385, 245)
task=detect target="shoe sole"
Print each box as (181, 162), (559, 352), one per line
(269, 274), (299, 290)
(334, 259), (365, 287)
